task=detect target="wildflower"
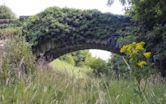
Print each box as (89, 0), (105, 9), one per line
(144, 52), (152, 58)
(120, 45), (126, 53)
(135, 41), (145, 51)
(120, 44), (132, 54)
(126, 45), (132, 53)
(137, 60), (147, 68)
(132, 50), (138, 55)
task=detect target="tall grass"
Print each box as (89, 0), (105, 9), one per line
(49, 59), (93, 78)
(0, 27), (21, 39)
(0, 63), (165, 104)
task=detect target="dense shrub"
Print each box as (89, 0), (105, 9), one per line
(0, 38), (36, 84)
(86, 57), (107, 76)
(59, 50), (93, 67)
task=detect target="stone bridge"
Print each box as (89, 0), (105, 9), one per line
(0, 7), (141, 63)
(22, 7), (140, 63)
(1, 7), (166, 77)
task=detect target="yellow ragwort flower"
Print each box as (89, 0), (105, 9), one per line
(132, 50), (138, 55)
(137, 60), (147, 68)
(120, 45), (126, 53)
(144, 52), (152, 58)
(135, 41), (145, 51)
(120, 41), (146, 56)
(126, 45), (132, 54)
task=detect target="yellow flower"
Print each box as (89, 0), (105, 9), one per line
(135, 41), (145, 51)
(144, 52), (152, 58)
(120, 41), (146, 56)
(137, 60), (147, 68)
(126, 45), (132, 53)
(120, 45), (126, 53)
(132, 50), (138, 55)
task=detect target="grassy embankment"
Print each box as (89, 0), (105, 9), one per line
(0, 59), (165, 104)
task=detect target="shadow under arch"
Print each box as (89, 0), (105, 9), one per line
(34, 34), (120, 64)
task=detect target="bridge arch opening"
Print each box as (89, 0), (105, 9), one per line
(35, 42), (119, 64)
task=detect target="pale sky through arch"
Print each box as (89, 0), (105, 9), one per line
(0, 0), (124, 60)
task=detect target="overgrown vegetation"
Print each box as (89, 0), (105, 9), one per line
(0, 27), (21, 39)
(0, 67), (165, 104)
(120, 41), (154, 102)
(22, 7), (131, 44)
(0, 3), (166, 104)
(0, 5), (16, 19)
(109, 0), (166, 77)
(0, 38), (36, 85)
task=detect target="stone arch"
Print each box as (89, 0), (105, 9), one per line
(33, 34), (120, 63)
(22, 7), (140, 63)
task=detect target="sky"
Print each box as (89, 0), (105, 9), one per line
(0, 0), (124, 60)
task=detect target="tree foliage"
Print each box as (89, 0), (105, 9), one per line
(59, 50), (109, 76)
(109, 0), (166, 58)
(59, 50), (94, 67)
(0, 5), (16, 19)
(129, 0), (166, 59)
(71, 50), (92, 67)
(87, 57), (107, 76)
(109, 0), (166, 76)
